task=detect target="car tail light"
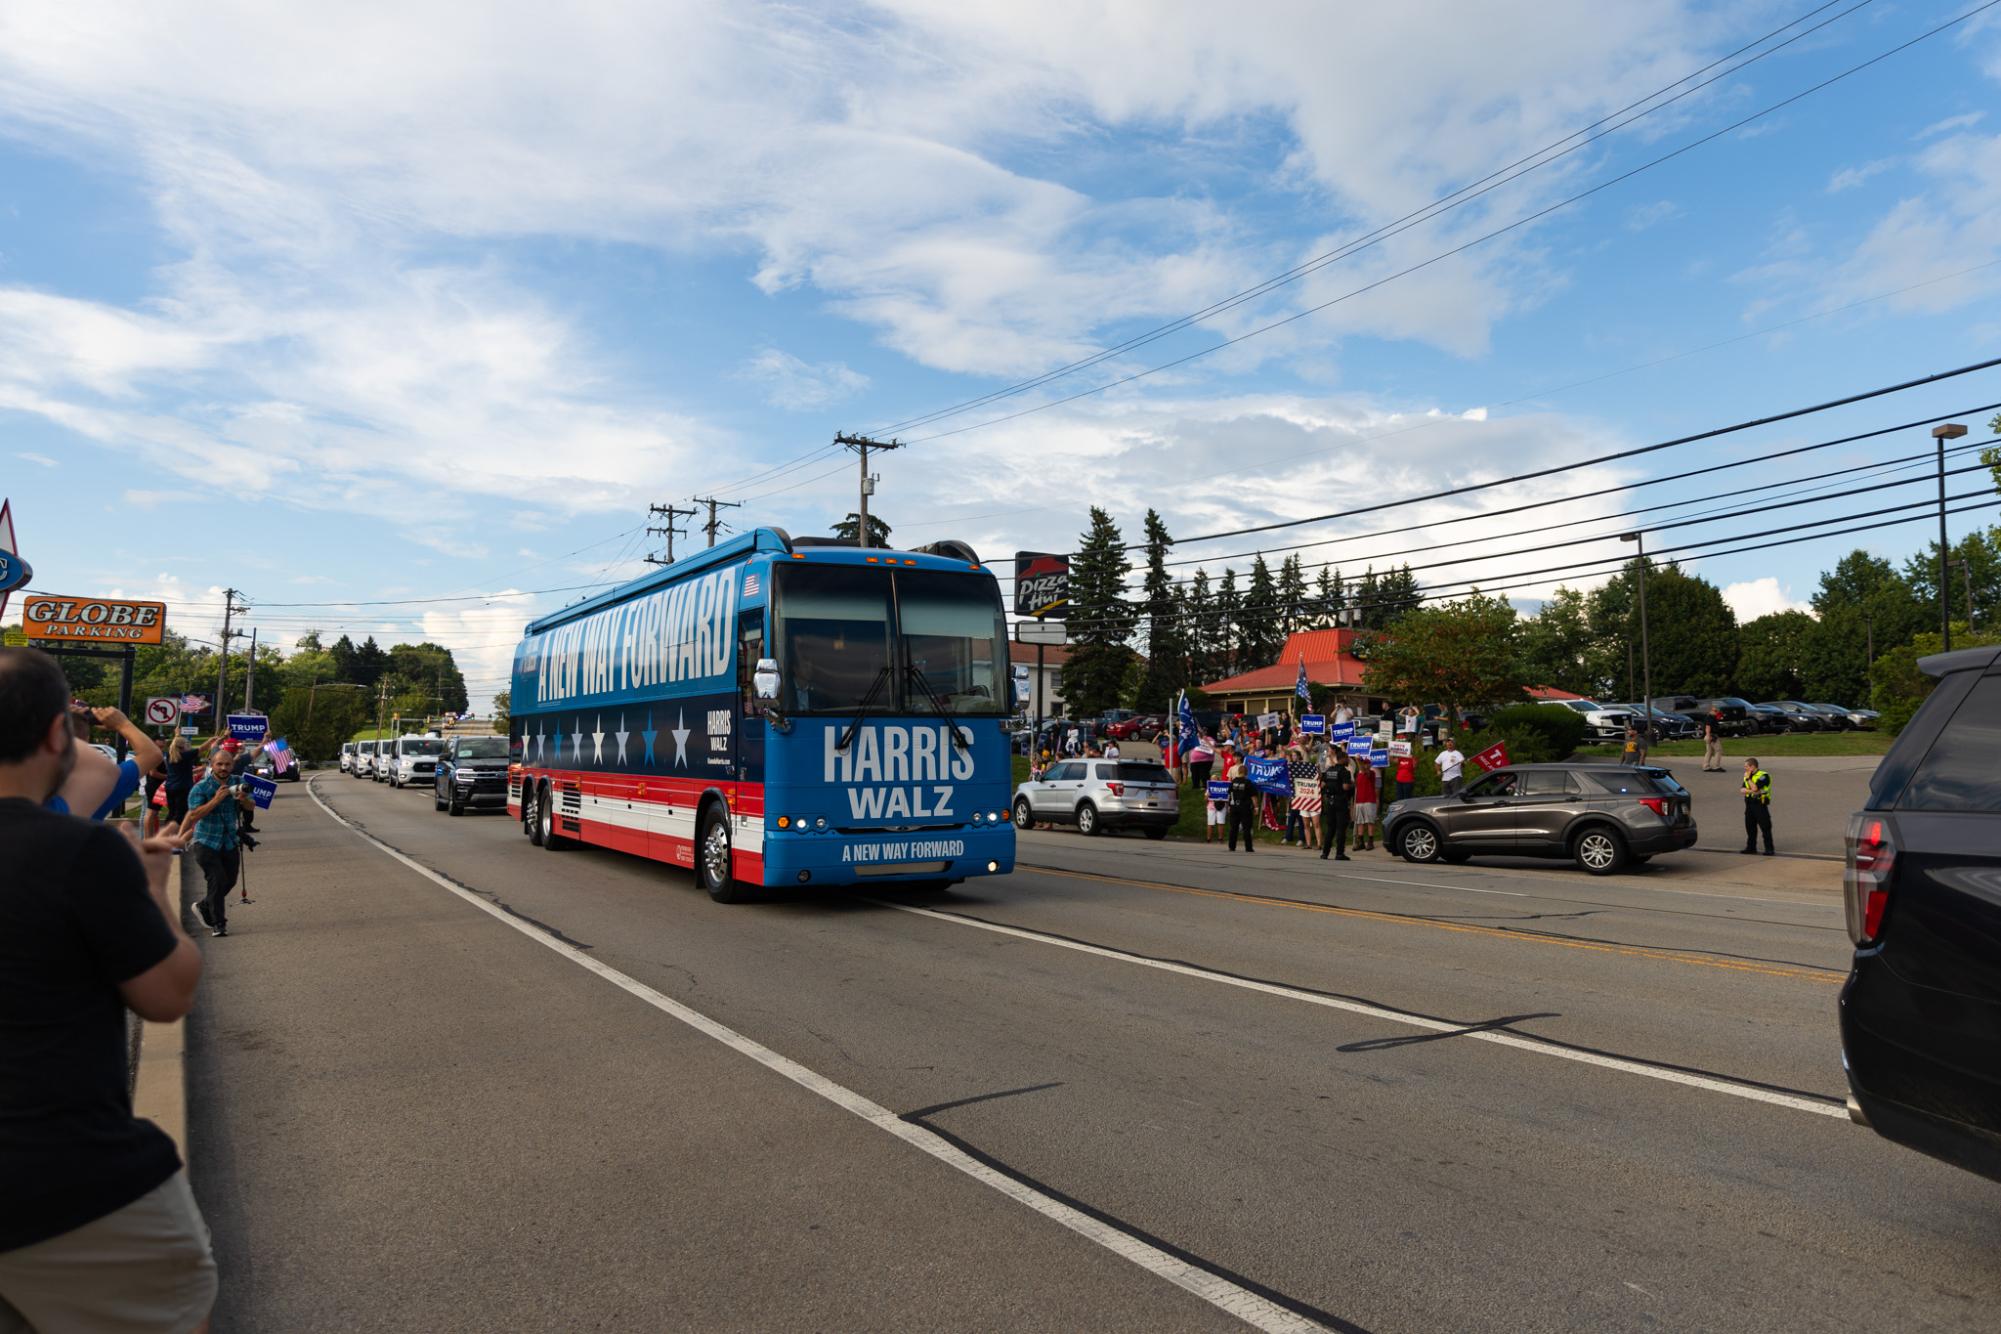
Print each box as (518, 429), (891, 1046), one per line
(1105, 782), (1125, 797)
(1844, 814), (1896, 947)
(1638, 796), (1669, 818)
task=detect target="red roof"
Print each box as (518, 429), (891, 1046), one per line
(1200, 629), (1369, 694)
(1009, 641), (1071, 667)
(1525, 685), (1586, 701)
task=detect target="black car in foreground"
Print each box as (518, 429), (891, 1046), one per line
(433, 734), (513, 815)
(1839, 644), (2001, 1183)
(1383, 762), (1697, 875)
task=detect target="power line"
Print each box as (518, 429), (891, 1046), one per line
(644, 503), (696, 566)
(897, 2), (1998, 447)
(689, 495), (744, 548)
(867, 0), (1871, 438)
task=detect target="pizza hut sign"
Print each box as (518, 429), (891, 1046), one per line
(21, 594), (167, 646)
(1012, 551), (1070, 620)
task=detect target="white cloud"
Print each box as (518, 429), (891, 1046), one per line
(1916, 111), (1985, 140)
(419, 590), (538, 714)
(1625, 200), (1682, 231)
(15, 451), (57, 467)
(1722, 577), (1813, 622)
(1826, 158), (1895, 193)
(737, 348), (869, 411)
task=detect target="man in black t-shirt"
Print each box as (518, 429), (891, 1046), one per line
(0, 648), (215, 1332)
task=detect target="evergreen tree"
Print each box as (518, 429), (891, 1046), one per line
(1137, 509), (1185, 710)
(1375, 564), (1422, 626)
(1278, 554), (1308, 635)
(330, 634), (360, 683)
(1239, 555), (1282, 665)
(1353, 569), (1382, 629)
(353, 636), (389, 689)
(1059, 507), (1138, 718)
(1215, 568), (1241, 675)
(1185, 569), (1216, 683)
(1313, 565), (1344, 628)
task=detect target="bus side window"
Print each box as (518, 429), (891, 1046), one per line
(738, 611), (764, 715)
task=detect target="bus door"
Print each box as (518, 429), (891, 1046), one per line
(735, 609), (766, 785)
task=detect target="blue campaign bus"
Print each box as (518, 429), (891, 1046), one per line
(507, 527), (1017, 901)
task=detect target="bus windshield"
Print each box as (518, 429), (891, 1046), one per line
(774, 564), (1006, 716)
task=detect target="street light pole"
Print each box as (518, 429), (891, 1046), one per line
(1933, 423), (1968, 651)
(1620, 532), (1650, 725)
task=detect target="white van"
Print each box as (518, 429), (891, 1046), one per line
(353, 739), (377, 778)
(387, 734), (446, 789)
(339, 741), (358, 773)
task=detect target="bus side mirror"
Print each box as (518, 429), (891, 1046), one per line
(753, 658), (781, 703)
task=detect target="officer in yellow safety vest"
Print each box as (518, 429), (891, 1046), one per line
(1740, 757), (1774, 856)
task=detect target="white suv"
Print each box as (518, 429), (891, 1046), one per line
(387, 735), (446, 789)
(1537, 697), (1634, 742)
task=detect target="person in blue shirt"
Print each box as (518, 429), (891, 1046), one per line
(46, 706), (163, 822)
(179, 751), (251, 938)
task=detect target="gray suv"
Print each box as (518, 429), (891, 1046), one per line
(1383, 763), (1697, 875)
(1013, 759), (1180, 838)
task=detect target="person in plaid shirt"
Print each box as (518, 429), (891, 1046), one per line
(179, 751), (250, 937)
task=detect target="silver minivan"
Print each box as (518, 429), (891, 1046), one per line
(1012, 759), (1179, 838)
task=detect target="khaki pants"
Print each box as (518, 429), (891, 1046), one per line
(1704, 737), (1724, 770)
(0, 1172), (215, 1334)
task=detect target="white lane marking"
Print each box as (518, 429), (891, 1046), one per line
(872, 899), (1848, 1122)
(304, 780), (1325, 1334)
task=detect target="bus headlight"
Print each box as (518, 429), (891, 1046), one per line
(988, 811), (1001, 823)
(795, 814), (808, 829)
(814, 817), (826, 830)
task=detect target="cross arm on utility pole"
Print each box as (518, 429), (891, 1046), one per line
(833, 432), (903, 548)
(645, 503), (697, 566)
(689, 495), (743, 549)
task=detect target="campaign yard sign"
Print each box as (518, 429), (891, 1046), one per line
(1245, 755), (1291, 795)
(1388, 739), (1413, 758)
(1327, 721), (1355, 741)
(1298, 715), (1326, 736)
(1206, 780), (1232, 802)
(1256, 711), (1280, 731)
(1345, 738), (1373, 758)
(1371, 747), (1390, 769)
(243, 773), (278, 809)
(227, 713), (269, 742)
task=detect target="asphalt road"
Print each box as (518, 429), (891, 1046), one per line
(184, 772), (2000, 1333)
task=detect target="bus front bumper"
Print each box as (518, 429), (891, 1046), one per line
(759, 826), (1017, 886)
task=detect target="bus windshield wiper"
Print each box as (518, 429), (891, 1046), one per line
(904, 663), (971, 749)
(836, 664), (893, 752)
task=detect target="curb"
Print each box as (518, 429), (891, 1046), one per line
(131, 852), (195, 1158)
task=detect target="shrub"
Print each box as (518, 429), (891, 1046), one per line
(1487, 703), (1588, 762)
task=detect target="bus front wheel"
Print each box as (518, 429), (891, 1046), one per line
(698, 804), (755, 904)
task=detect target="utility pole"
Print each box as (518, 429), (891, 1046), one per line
(644, 503), (696, 566)
(833, 432), (903, 548)
(689, 495), (743, 548)
(1933, 423), (1968, 651)
(243, 627), (258, 710)
(214, 588), (249, 734)
(376, 678), (391, 740)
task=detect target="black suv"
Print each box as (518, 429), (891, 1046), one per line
(1651, 695), (1756, 737)
(433, 734), (513, 816)
(1839, 644), (2001, 1182)
(1383, 763), (1697, 875)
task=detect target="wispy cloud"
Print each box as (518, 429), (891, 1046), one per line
(1625, 200), (1682, 232)
(1916, 111), (1985, 140)
(737, 348), (869, 411)
(15, 450), (57, 467)
(1827, 158), (1895, 193)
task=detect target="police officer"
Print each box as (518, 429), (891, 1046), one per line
(1740, 757), (1773, 856)
(1225, 761), (1258, 853)
(1319, 752), (1355, 861)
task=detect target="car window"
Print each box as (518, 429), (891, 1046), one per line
(1048, 762), (1079, 782)
(1897, 675), (2001, 813)
(1093, 763), (1120, 781)
(1464, 771), (1518, 797)
(1520, 770), (1576, 796)
(1583, 771), (1657, 795)
(1115, 763), (1171, 783)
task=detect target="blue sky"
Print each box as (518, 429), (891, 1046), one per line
(4, 0), (2000, 707)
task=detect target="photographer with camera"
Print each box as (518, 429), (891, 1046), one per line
(179, 749), (254, 938)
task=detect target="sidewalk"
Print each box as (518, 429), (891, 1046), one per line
(180, 787), (1225, 1332)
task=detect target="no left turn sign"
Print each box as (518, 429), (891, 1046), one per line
(143, 697), (180, 726)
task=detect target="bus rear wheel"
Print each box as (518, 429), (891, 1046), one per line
(698, 804), (755, 904)
(537, 785), (570, 851)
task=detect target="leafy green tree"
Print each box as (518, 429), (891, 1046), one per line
(1588, 560), (1737, 698)
(1360, 592), (1524, 719)
(831, 512), (892, 547)
(1869, 625), (1999, 732)
(384, 642), (469, 715)
(268, 685), (371, 762)
(1734, 610), (1816, 700)
(1800, 550), (1925, 703)
(1136, 510), (1183, 711)
(1059, 507), (1138, 718)
(493, 689), (511, 731)
(1902, 527), (2001, 636)
(1514, 586), (1599, 696)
